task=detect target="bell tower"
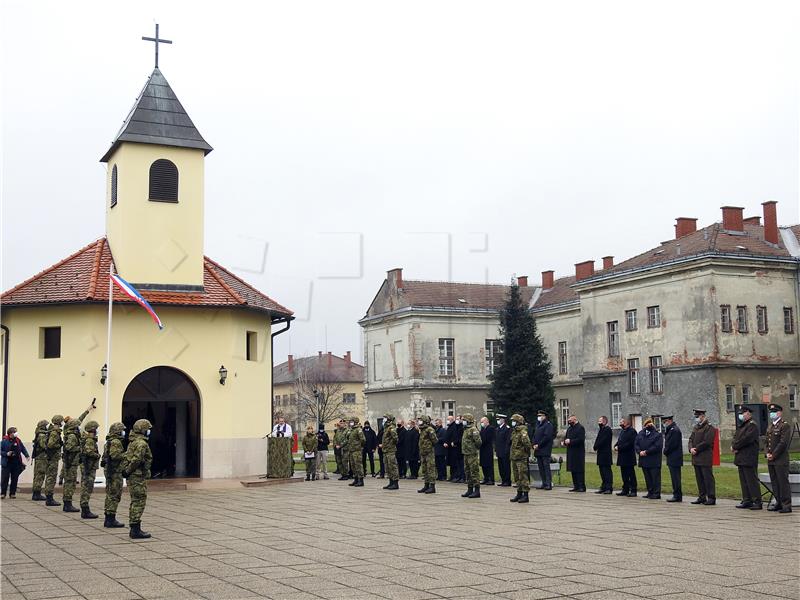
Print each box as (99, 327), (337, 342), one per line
(100, 31), (212, 291)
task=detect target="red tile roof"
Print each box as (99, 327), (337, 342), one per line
(532, 275), (578, 310)
(1, 238), (292, 318)
(273, 353), (364, 385)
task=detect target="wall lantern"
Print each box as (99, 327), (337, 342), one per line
(219, 365), (228, 385)
(100, 364), (108, 385)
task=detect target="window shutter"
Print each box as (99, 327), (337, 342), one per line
(110, 165), (118, 207)
(149, 159), (179, 201)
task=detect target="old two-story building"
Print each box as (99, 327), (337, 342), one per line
(359, 270), (535, 424)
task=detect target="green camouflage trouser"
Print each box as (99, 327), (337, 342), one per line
(342, 451), (351, 475)
(512, 459), (530, 492)
(62, 458), (79, 502)
(43, 454), (60, 495)
(385, 453), (399, 480)
(349, 450), (364, 478)
(464, 454), (480, 485)
(334, 449), (344, 473)
(128, 474), (148, 525)
(32, 456), (48, 493)
(80, 466), (96, 507)
(420, 451), (436, 484)
(104, 470), (123, 514)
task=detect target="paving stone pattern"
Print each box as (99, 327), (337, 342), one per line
(2, 480), (799, 600)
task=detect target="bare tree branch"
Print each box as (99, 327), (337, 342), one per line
(293, 359), (347, 427)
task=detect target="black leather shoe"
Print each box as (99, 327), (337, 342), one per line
(749, 504), (762, 510)
(767, 505), (780, 511)
(594, 489), (605, 494)
(690, 497), (706, 505)
(616, 491), (628, 496)
(735, 501), (753, 509)
(666, 497), (682, 503)
(649, 495), (661, 500)
(602, 490), (612, 494)
(627, 492), (637, 497)
(778, 507), (792, 514)
(704, 499), (716, 506)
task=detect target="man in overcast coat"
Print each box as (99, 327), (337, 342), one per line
(593, 415), (613, 493)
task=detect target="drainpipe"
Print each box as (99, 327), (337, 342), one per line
(270, 317), (292, 422)
(1, 324), (9, 435)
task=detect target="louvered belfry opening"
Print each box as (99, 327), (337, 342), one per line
(110, 164), (118, 207)
(149, 159), (179, 202)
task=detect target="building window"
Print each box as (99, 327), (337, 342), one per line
(652, 415), (663, 432)
(40, 327), (61, 359)
(647, 306), (661, 328)
(607, 321), (620, 357)
(720, 305), (732, 333)
(559, 399), (570, 429)
(343, 393), (356, 404)
(628, 358), (640, 394)
(149, 159), (179, 202)
(246, 331), (257, 361)
(725, 385), (735, 412)
(625, 309), (637, 331)
(742, 384), (751, 403)
(442, 401), (454, 417)
(372, 344), (381, 381)
(610, 392), (622, 426)
(558, 341), (568, 375)
(761, 385), (772, 404)
(110, 164), (118, 207)
(756, 306), (768, 334)
(649, 356), (663, 393)
(736, 306), (748, 333)
(790, 385), (797, 409)
(485, 339), (499, 376)
(438, 338), (454, 376)
(784, 307), (795, 334)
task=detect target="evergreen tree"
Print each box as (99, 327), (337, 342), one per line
(488, 280), (556, 423)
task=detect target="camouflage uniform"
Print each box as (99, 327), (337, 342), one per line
(381, 415), (399, 489)
(302, 431), (318, 481)
(347, 417), (366, 486)
(460, 414), (482, 498)
(418, 416), (438, 493)
(334, 423), (349, 479)
(123, 419), (153, 539)
(79, 421), (100, 518)
(61, 418), (84, 511)
(43, 415), (64, 505)
(102, 422), (127, 527)
(31, 419), (50, 500)
(510, 414), (532, 502)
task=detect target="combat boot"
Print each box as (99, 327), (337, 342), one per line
(31, 491), (46, 501)
(354, 478), (364, 487)
(80, 505), (98, 519)
(129, 523), (151, 539)
(385, 479), (399, 490)
(425, 483), (436, 494)
(518, 492), (530, 503)
(104, 513), (125, 528)
(510, 490), (522, 502)
(312, 473), (317, 481)
(348, 477), (358, 486)
(305, 473), (311, 481)
(417, 482), (430, 493)
(461, 486), (473, 498)
(45, 494), (60, 507)
(62, 501), (80, 513)
(467, 485), (481, 499)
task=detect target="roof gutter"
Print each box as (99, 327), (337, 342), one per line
(270, 316), (292, 424)
(1, 325), (8, 435)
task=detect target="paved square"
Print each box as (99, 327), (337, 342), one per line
(2, 480), (799, 600)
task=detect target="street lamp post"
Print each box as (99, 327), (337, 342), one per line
(313, 388), (321, 431)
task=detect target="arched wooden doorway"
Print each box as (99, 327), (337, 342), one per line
(122, 366), (200, 478)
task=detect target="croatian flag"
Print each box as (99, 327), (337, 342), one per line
(110, 274), (164, 330)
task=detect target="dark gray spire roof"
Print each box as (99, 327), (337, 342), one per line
(100, 68), (213, 162)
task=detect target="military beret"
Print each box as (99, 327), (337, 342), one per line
(693, 408), (707, 415)
(768, 403), (783, 412)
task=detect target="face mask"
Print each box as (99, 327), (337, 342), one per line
(769, 412), (778, 420)
(121, 431), (127, 437)
(455, 420), (461, 425)
(480, 422), (486, 428)
(365, 425), (371, 429)
(496, 420), (502, 426)
(146, 430), (151, 437)
(694, 417), (702, 425)
(447, 421), (454, 426)
(597, 422), (603, 427)
(511, 422), (518, 428)
(737, 414), (744, 422)
(349, 422), (355, 427)
(417, 420), (423, 426)
(537, 416), (544, 422)
(405, 424), (412, 430)
(10, 432), (17, 438)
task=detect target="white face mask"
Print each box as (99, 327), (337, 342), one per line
(146, 430), (152, 437)
(511, 422), (518, 428)
(455, 420), (461, 425)
(10, 432), (17, 438)
(537, 416), (545, 422)
(496, 419), (503, 426)
(349, 422), (355, 427)
(417, 420), (423, 426)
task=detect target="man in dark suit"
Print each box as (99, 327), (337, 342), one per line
(494, 414), (512, 486)
(434, 418), (448, 481)
(563, 416), (586, 492)
(614, 417), (638, 497)
(362, 421), (378, 477)
(532, 410), (554, 490)
(732, 406), (761, 510)
(593, 415), (613, 493)
(635, 418), (664, 499)
(405, 421), (420, 479)
(479, 416), (496, 485)
(396, 419), (407, 479)
(662, 415), (683, 502)
(444, 416), (464, 482)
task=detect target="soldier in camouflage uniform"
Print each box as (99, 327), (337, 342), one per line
(460, 413), (482, 499)
(334, 420), (350, 480)
(102, 422), (127, 528)
(60, 408), (91, 512)
(43, 415), (64, 506)
(417, 415), (438, 494)
(79, 421), (101, 519)
(380, 414), (399, 490)
(347, 417), (366, 487)
(30, 419), (50, 501)
(509, 414), (532, 503)
(302, 426), (318, 481)
(123, 418), (153, 539)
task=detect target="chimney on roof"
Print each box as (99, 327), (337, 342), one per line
(388, 268), (403, 290)
(602, 256), (614, 270)
(327, 352), (333, 368)
(762, 201), (779, 245)
(345, 351), (352, 367)
(541, 270), (554, 290)
(517, 275), (528, 287)
(288, 355), (294, 373)
(575, 260), (595, 281)
(675, 217), (698, 239)
(721, 206), (744, 232)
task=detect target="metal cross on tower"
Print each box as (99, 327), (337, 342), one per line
(142, 23), (172, 68)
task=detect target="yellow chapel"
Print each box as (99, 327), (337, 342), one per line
(1, 63), (293, 480)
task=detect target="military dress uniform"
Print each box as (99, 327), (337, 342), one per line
(347, 417), (366, 487)
(123, 419), (153, 539)
(43, 415), (64, 506)
(766, 404), (792, 513)
(79, 421), (101, 519)
(381, 415), (399, 489)
(30, 419), (50, 501)
(509, 414), (532, 503)
(688, 409), (717, 505)
(662, 417), (683, 502)
(460, 414), (482, 499)
(731, 408), (761, 509)
(417, 416), (438, 494)
(102, 422), (126, 528)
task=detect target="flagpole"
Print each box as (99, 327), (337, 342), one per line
(104, 261), (114, 436)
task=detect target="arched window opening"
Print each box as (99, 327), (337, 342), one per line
(110, 164), (118, 207)
(149, 159), (179, 202)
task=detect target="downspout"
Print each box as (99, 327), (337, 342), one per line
(1, 324), (9, 435)
(270, 317), (292, 422)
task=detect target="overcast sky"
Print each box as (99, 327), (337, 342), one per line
(2, 1), (799, 365)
